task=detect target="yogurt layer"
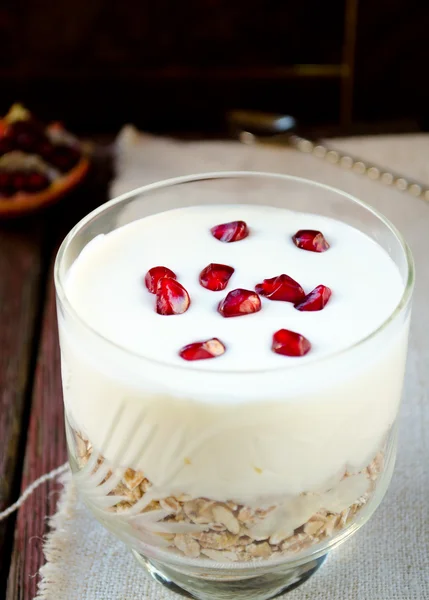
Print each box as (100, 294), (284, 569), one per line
(59, 204), (408, 503)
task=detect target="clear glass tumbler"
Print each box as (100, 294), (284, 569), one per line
(55, 172), (414, 600)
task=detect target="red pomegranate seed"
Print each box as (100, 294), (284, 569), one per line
(292, 230), (330, 252)
(199, 263), (234, 291)
(0, 171), (12, 189)
(38, 140), (54, 159)
(49, 144), (81, 172)
(12, 172), (27, 191)
(24, 172), (50, 192)
(210, 220), (249, 243)
(11, 119), (40, 136)
(272, 329), (311, 357)
(145, 266), (177, 294)
(16, 131), (39, 152)
(255, 274), (305, 303)
(156, 278), (190, 315)
(179, 338), (226, 361)
(218, 288), (261, 318)
(294, 285), (332, 312)
(0, 172), (13, 197)
(0, 136), (15, 156)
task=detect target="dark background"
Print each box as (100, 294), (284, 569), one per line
(1, 0), (428, 135)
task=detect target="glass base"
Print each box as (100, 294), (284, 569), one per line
(133, 550), (327, 600)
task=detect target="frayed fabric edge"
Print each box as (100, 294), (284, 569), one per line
(35, 469), (76, 600)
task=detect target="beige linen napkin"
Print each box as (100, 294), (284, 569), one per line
(37, 129), (429, 600)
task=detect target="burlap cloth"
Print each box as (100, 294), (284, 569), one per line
(36, 129), (429, 600)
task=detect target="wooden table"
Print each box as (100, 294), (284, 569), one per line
(0, 127), (426, 599)
(0, 149), (113, 599)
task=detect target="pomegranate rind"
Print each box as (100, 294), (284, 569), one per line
(0, 157), (89, 218)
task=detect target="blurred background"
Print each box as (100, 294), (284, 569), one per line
(1, 0), (428, 136)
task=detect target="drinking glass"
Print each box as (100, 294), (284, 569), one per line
(55, 172), (414, 600)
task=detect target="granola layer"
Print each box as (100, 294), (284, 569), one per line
(73, 431), (383, 563)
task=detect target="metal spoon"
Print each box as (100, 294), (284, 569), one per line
(228, 109), (429, 201)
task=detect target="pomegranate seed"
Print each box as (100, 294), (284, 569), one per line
(10, 121), (45, 151)
(199, 263), (234, 291)
(25, 172), (50, 192)
(292, 230), (330, 252)
(145, 266), (177, 294)
(294, 285), (332, 311)
(16, 131), (39, 152)
(49, 145), (81, 172)
(255, 274), (305, 303)
(272, 329), (311, 357)
(0, 136), (14, 156)
(11, 119), (40, 135)
(179, 338), (226, 361)
(12, 172), (27, 191)
(0, 171), (12, 188)
(210, 220), (249, 242)
(38, 140), (54, 159)
(0, 172), (13, 197)
(156, 278), (190, 315)
(218, 288), (261, 318)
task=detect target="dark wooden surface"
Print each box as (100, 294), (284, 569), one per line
(6, 268), (66, 600)
(0, 123), (423, 598)
(0, 217), (47, 589)
(0, 145), (112, 599)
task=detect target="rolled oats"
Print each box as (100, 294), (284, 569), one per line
(256, 506), (276, 518)
(322, 514), (340, 537)
(269, 531), (291, 546)
(157, 532), (175, 542)
(212, 505), (240, 534)
(174, 534), (200, 558)
(339, 508), (350, 527)
(76, 433), (89, 460)
(237, 535), (253, 546)
(303, 519), (325, 536)
(201, 549), (239, 562)
(160, 497), (181, 515)
(248, 542), (272, 558)
(123, 468), (145, 491)
(176, 493), (193, 502)
(184, 499), (215, 524)
(193, 530), (239, 550)
(111, 501), (133, 513)
(140, 478), (152, 493)
(237, 507), (255, 524)
(281, 533), (312, 553)
(73, 431), (383, 563)
(367, 452), (384, 481)
(142, 499), (161, 513)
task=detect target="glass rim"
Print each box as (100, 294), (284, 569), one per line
(54, 170), (415, 374)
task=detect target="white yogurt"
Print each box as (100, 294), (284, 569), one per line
(59, 205), (409, 503)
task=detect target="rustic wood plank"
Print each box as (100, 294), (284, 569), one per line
(0, 218), (46, 586)
(5, 271), (65, 600)
(5, 148), (113, 600)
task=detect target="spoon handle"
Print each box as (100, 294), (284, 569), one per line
(287, 133), (429, 201)
(235, 121), (429, 201)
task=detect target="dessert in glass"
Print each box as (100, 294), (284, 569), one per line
(55, 172), (414, 600)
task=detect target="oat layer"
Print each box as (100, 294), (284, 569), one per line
(74, 432), (383, 563)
